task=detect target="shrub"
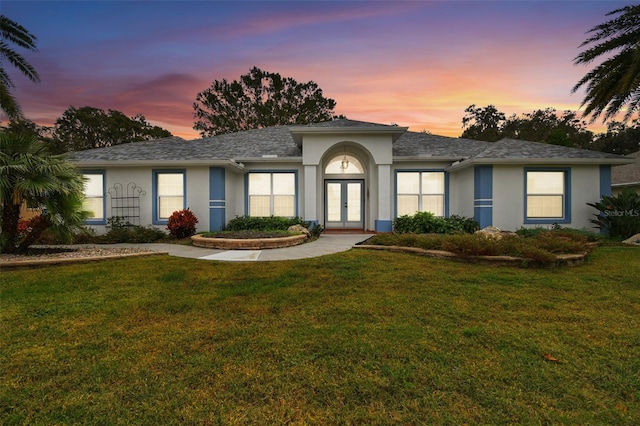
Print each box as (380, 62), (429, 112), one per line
(440, 234), (502, 257)
(587, 188), (640, 239)
(105, 226), (167, 243)
(225, 216), (309, 232)
(366, 231), (589, 266)
(516, 225), (603, 242)
(167, 209), (199, 239)
(308, 222), (324, 238)
(393, 212), (479, 234)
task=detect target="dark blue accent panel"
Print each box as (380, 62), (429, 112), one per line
(599, 165), (612, 197)
(375, 220), (393, 232)
(209, 167), (226, 231)
(473, 166), (493, 227)
(474, 166), (493, 200)
(444, 172), (450, 217)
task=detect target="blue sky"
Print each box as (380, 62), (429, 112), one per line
(3, 0), (628, 138)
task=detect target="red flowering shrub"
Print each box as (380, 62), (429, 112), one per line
(17, 216), (45, 238)
(167, 208), (198, 239)
(17, 219), (33, 237)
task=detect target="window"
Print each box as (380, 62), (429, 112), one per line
(525, 169), (569, 222)
(82, 172), (105, 223)
(248, 172), (296, 217)
(154, 171), (185, 222)
(396, 171), (445, 217)
(325, 155), (364, 174)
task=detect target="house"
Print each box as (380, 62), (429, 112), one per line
(612, 151), (640, 195)
(71, 119), (632, 234)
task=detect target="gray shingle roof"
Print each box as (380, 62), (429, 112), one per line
(297, 118), (401, 129)
(70, 119), (629, 164)
(393, 132), (491, 158)
(612, 151), (640, 185)
(473, 138), (625, 160)
(71, 127), (301, 162)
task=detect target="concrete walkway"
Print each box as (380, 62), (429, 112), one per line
(100, 234), (373, 262)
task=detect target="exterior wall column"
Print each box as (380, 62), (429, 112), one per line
(473, 165), (493, 228)
(599, 165), (612, 197)
(209, 167), (226, 231)
(304, 165), (318, 227)
(375, 164), (392, 232)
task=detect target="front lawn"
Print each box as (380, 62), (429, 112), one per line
(1, 247), (639, 424)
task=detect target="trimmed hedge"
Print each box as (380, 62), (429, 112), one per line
(224, 216), (324, 238)
(393, 212), (479, 234)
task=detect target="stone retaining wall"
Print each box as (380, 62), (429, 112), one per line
(191, 234), (307, 250)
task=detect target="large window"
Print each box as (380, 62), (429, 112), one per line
(248, 172), (296, 217)
(525, 169), (569, 222)
(396, 171), (445, 217)
(154, 171), (185, 222)
(82, 171), (105, 223)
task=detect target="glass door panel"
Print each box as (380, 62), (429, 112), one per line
(326, 183), (342, 222)
(325, 180), (363, 228)
(347, 183), (361, 222)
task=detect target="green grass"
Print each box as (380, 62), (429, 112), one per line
(1, 247), (639, 424)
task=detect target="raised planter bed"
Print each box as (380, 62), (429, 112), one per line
(191, 233), (308, 250)
(354, 244), (587, 267)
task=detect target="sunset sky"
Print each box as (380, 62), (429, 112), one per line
(3, 0), (628, 139)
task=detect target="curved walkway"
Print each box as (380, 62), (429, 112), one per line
(88, 234), (373, 262)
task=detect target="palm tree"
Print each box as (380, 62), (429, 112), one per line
(0, 132), (87, 254)
(0, 15), (40, 121)
(573, 5), (640, 123)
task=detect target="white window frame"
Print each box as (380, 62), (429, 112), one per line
(82, 171), (105, 224)
(153, 170), (185, 224)
(524, 168), (571, 224)
(247, 171), (297, 217)
(396, 171), (446, 217)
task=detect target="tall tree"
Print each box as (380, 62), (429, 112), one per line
(461, 104), (595, 148)
(501, 108), (594, 149)
(461, 104), (506, 141)
(0, 133), (87, 254)
(193, 66), (338, 137)
(572, 5), (640, 123)
(592, 120), (640, 155)
(53, 106), (172, 152)
(0, 15), (40, 122)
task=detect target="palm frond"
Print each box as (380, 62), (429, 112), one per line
(574, 5), (640, 123)
(0, 15), (38, 51)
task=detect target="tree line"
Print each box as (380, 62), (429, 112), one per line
(460, 104), (639, 155)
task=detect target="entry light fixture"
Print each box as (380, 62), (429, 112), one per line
(340, 146), (349, 171)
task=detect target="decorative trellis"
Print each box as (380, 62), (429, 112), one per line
(107, 183), (146, 226)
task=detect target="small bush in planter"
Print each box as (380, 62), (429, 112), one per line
(167, 209), (199, 239)
(225, 216), (309, 232)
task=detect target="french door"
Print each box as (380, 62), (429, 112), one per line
(325, 180), (364, 229)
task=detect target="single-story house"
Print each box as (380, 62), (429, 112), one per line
(612, 151), (640, 195)
(71, 119), (633, 233)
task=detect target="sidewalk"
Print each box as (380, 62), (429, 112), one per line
(105, 234), (373, 262)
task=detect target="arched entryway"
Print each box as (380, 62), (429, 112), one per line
(323, 148), (366, 230)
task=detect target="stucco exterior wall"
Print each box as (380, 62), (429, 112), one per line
(302, 134), (392, 166)
(84, 166), (232, 234)
(80, 161), (610, 235)
(449, 167), (474, 219)
(492, 165), (602, 231)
